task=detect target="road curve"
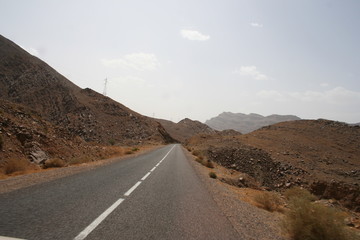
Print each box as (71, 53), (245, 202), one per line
(0, 144), (241, 239)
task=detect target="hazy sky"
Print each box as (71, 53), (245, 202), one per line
(1, 0), (359, 123)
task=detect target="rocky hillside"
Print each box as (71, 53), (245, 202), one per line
(157, 118), (216, 143)
(205, 112), (300, 134)
(187, 119), (360, 211)
(0, 34), (174, 145)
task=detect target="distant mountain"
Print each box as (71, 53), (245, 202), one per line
(0, 34), (174, 145)
(157, 118), (216, 143)
(205, 112), (301, 134)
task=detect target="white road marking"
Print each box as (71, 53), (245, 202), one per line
(0, 237), (26, 240)
(74, 198), (125, 240)
(73, 145), (176, 240)
(124, 181), (142, 196)
(141, 172), (151, 181)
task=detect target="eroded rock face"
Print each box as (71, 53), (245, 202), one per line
(207, 145), (308, 189)
(311, 180), (360, 212)
(29, 147), (48, 164)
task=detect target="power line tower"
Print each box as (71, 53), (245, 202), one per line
(103, 78), (108, 96)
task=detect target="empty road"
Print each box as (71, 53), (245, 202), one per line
(0, 144), (241, 239)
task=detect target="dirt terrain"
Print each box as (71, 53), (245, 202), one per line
(0, 34), (174, 146)
(157, 118), (216, 143)
(0, 34), (176, 176)
(187, 119), (360, 211)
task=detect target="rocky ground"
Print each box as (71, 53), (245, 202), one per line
(186, 119), (360, 212)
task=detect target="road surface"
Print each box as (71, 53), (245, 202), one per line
(0, 144), (241, 239)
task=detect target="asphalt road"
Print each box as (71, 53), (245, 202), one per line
(0, 144), (241, 240)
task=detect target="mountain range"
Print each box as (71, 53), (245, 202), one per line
(205, 112), (301, 134)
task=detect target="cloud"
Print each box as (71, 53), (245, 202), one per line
(101, 53), (161, 71)
(250, 22), (263, 28)
(234, 66), (269, 80)
(320, 82), (329, 87)
(20, 45), (40, 57)
(256, 90), (283, 100)
(289, 87), (360, 104)
(180, 29), (210, 41)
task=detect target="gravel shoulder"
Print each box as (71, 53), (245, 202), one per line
(0, 145), (163, 194)
(182, 146), (288, 240)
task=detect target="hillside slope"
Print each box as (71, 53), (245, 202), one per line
(187, 119), (360, 211)
(0, 34), (174, 145)
(205, 112), (300, 133)
(157, 118), (216, 143)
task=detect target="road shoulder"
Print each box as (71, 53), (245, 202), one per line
(182, 146), (287, 240)
(0, 145), (163, 194)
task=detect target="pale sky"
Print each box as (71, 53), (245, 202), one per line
(1, 0), (359, 123)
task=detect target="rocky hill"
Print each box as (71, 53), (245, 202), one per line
(187, 119), (360, 211)
(0, 34), (174, 145)
(205, 112), (300, 134)
(157, 118), (216, 143)
(0, 34), (175, 176)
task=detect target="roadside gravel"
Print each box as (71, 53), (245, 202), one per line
(183, 147), (288, 240)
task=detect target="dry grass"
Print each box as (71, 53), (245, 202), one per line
(43, 158), (66, 169)
(3, 159), (29, 175)
(195, 157), (203, 164)
(254, 191), (284, 212)
(204, 160), (214, 168)
(69, 156), (93, 165)
(284, 187), (317, 202)
(283, 197), (359, 240)
(192, 150), (201, 156)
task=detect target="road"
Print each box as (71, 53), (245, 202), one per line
(0, 144), (241, 239)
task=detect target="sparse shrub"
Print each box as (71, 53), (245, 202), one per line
(4, 159), (28, 174)
(284, 187), (317, 202)
(283, 197), (357, 240)
(254, 191), (283, 212)
(43, 158), (65, 168)
(195, 157), (203, 164)
(69, 156), (92, 165)
(109, 139), (115, 146)
(209, 172), (217, 179)
(204, 160), (214, 168)
(132, 147), (139, 152)
(192, 150), (200, 156)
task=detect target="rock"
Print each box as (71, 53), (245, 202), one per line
(29, 145), (48, 164)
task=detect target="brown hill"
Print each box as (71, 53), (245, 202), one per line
(0, 34), (174, 145)
(187, 119), (360, 211)
(157, 118), (216, 143)
(205, 112), (300, 133)
(0, 99), (127, 175)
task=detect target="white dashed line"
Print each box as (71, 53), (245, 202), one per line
(124, 181), (142, 196)
(141, 172), (151, 181)
(73, 145), (175, 240)
(74, 198), (125, 240)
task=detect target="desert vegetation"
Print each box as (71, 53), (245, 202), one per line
(253, 191), (283, 212)
(282, 187), (358, 240)
(43, 158), (66, 169)
(3, 158), (29, 175)
(209, 171), (217, 179)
